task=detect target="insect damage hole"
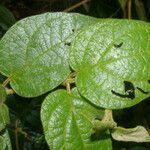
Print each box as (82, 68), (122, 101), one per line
(64, 42), (71, 46)
(111, 81), (135, 99)
(136, 87), (149, 94)
(114, 42), (123, 48)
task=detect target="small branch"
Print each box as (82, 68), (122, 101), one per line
(63, 72), (76, 94)
(2, 77), (11, 87)
(63, 0), (90, 12)
(127, 0), (132, 19)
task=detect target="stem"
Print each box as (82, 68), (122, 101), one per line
(103, 109), (113, 122)
(66, 83), (71, 94)
(128, 0), (132, 19)
(62, 72), (76, 94)
(15, 120), (19, 150)
(93, 109), (117, 133)
(63, 0), (90, 12)
(2, 77), (11, 87)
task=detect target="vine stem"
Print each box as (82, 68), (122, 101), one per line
(66, 83), (71, 94)
(93, 109), (117, 134)
(63, 0), (90, 12)
(128, 0), (132, 19)
(63, 72), (76, 94)
(15, 120), (20, 150)
(103, 109), (113, 122)
(2, 77), (11, 87)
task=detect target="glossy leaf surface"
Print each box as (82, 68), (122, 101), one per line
(0, 12), (97, 97)
(0, 130), (12, 150)
(41, 89), (112, 149)
(70, 19), (150, 109)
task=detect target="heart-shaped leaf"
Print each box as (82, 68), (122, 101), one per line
(0, 12), (98, 97)
(111, 126), (150, 142)
(70, 19), (150, 109)
(41, 88), (112, 149)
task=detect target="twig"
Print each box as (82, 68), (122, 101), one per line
(63, 0), (90, 12)
(127, 0), (132, 19)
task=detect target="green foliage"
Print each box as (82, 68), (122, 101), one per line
(0, 12), (149, 149)
(0, 92), (11, 149)
(0, 103), (10, 131)
(0, 130), (12, 150)
(0, 13), (97, 97)
(41, 88), (112, 149)
(70, 19), (150, 109)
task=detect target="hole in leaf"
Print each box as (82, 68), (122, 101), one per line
(114, 42), (123, 48)
(94, 117), (101, 121)
(111, 81), (135, 99)
(136, 87), (149, 94)
(64, 42), (71, 46)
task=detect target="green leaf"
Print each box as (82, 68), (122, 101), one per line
(0, 104), (10, 131)
(111, 126), (150, 142)
(0, 12), (98, 97)
(0, 84), (6, 103)
(70, 19), (150, 109)
(0, 136), (5, 150)
(0, 130), (12, 150)
(41, 88), (112, 149)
